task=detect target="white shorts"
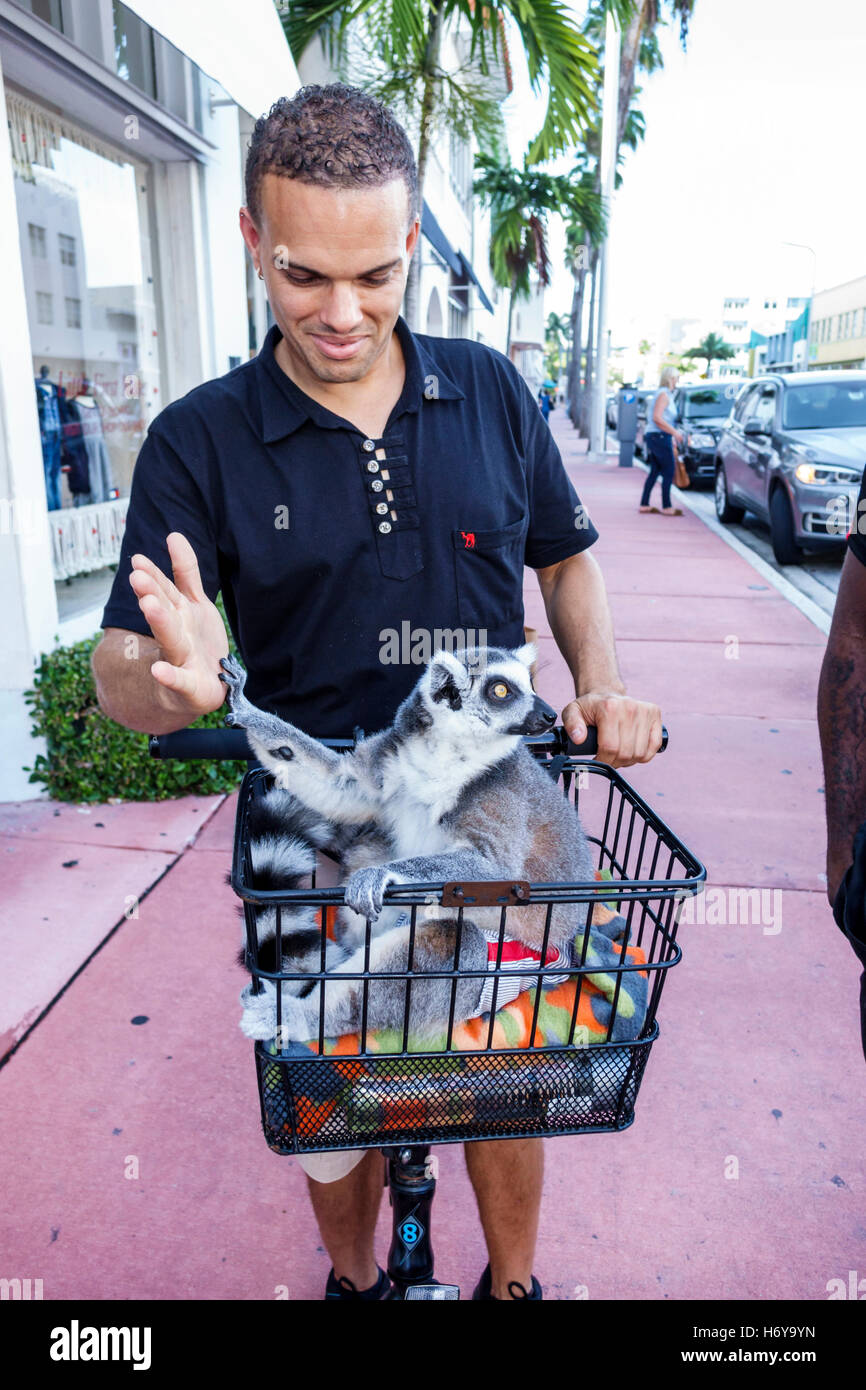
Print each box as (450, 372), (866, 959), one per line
(295, 850), (367, 1184)
(296, 1148), (368, 1183)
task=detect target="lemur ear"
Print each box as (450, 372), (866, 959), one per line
(514, 642), (537, 669)
(431, 672), (463, 710)
(428, 650), (468, 709)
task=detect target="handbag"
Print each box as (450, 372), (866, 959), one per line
(672, 439), (690, 489)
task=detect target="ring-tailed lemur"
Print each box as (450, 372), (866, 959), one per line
(218, 644), (596, 1044)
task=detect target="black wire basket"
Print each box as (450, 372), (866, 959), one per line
(229, 739), (705, 1155)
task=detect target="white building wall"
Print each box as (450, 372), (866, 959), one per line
(0, 43), (60, 801)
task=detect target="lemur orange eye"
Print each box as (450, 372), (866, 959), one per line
(491, 682), (509, 699)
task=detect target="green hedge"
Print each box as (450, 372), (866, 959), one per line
(22, 596), (244, 803)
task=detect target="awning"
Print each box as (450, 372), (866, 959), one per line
(457, 249), (494, 314)
(421, 200), (494, 314)
(421, 201), (461, 274)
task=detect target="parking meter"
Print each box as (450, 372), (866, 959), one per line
(617, 387), (639, 468)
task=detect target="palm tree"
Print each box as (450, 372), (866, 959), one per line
(281, 1), (602, 330)
(684, 331), (735, 379)
(564, 222), (589, 425)
(613, 0), (695, 151)
(474, 155), (605, 357)
(569, 1), (696, 435)
(565, 5), (658, 436)
(545, 310), (571, 381)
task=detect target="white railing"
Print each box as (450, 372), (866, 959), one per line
(50, 499), (128, 582)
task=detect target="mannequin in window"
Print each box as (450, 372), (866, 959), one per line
(64, 376), (116, 506)
(35, 365), (62, 510)
(59, 380), (90, 503)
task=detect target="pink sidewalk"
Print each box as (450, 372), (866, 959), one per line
(0, 410), (862, 1301)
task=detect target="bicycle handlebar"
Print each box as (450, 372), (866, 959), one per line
(148, 724), (668, 761)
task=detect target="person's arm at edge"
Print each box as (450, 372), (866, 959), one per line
(818, 546), (866, 904)
(535, 549), (663, 768)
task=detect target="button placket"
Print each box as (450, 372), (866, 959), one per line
(357, 429), (422, 578)
(361, 438), (403, 529)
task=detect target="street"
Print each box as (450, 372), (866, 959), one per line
(607, 431), (844, 627)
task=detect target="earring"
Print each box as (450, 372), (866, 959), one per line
(257, 269), (264, 279)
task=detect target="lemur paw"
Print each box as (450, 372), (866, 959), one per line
(239, 980), (277, 1039)
(218, 655), (248, 725)
(343, 865), (396, 923)
(240, 982), (311, 1044)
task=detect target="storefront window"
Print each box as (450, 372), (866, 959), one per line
(8, 90), (161, 517)
(14, 0), (63, 32)
(113, 1), (157, 100)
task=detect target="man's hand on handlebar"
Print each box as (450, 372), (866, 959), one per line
(561, 690), (664, 769)
(128, 532), (229, 719)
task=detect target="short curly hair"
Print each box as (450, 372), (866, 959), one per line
(244, 84), (419, 230)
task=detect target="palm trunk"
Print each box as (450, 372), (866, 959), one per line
(568, 269), (584, 426)
(506, 271), (518, 357)
(404, 0), (444, 332)
(569, 236), (590, 427)
(616, 3), (648, 153)
(579, 249), (599, 438)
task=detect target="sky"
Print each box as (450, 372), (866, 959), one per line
(499, 0), (866, 348)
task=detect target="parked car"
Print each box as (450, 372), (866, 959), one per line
(672, 381), (746, 485)
(713, 371), (866, 564)
(606, 392), (618, 430)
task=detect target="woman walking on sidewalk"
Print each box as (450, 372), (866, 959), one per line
(640, 367), (685, 516)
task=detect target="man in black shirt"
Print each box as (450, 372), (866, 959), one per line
(93, 84), (664, 1300)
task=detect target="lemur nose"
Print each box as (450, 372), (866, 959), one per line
(533, 697), (557, 727)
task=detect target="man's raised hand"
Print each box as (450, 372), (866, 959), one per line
(128, 532), (229, 717)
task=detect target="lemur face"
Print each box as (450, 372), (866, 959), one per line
(423, 644), (558, 739)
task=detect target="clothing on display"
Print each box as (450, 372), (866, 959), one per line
(61, 387), (116, 506)
(35, 367), (62, 511)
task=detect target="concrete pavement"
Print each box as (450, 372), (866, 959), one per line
(0, 408), (862, 1301)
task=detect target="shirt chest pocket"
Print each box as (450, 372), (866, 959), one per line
(451, 514), (528, 627)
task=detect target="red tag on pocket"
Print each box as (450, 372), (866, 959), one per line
(461, 531), (476, 549)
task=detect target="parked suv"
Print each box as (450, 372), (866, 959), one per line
(673, 382), (745, 485)
(713, 371), (866, 564)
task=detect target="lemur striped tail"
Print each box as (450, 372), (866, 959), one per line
(227, 789), (336, 974)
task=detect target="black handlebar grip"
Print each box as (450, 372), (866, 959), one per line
(148, 727), (360, 760)
(566, 724), (668, 756)
(148, 728), (254, 760)
(149, 724), (669, 762)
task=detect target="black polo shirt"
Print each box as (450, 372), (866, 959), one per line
(100, 315), (599, 737)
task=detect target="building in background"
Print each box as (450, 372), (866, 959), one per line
(763, 303), (810, 372)
(717, 288), (810, 377)
(0, 0), (299, 798)
(507, 277), (547, 392)
(808, 275), (866, 370)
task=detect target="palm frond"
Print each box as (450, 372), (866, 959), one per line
(528, 212), (551, 286)
(281, 0), (425, 64)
